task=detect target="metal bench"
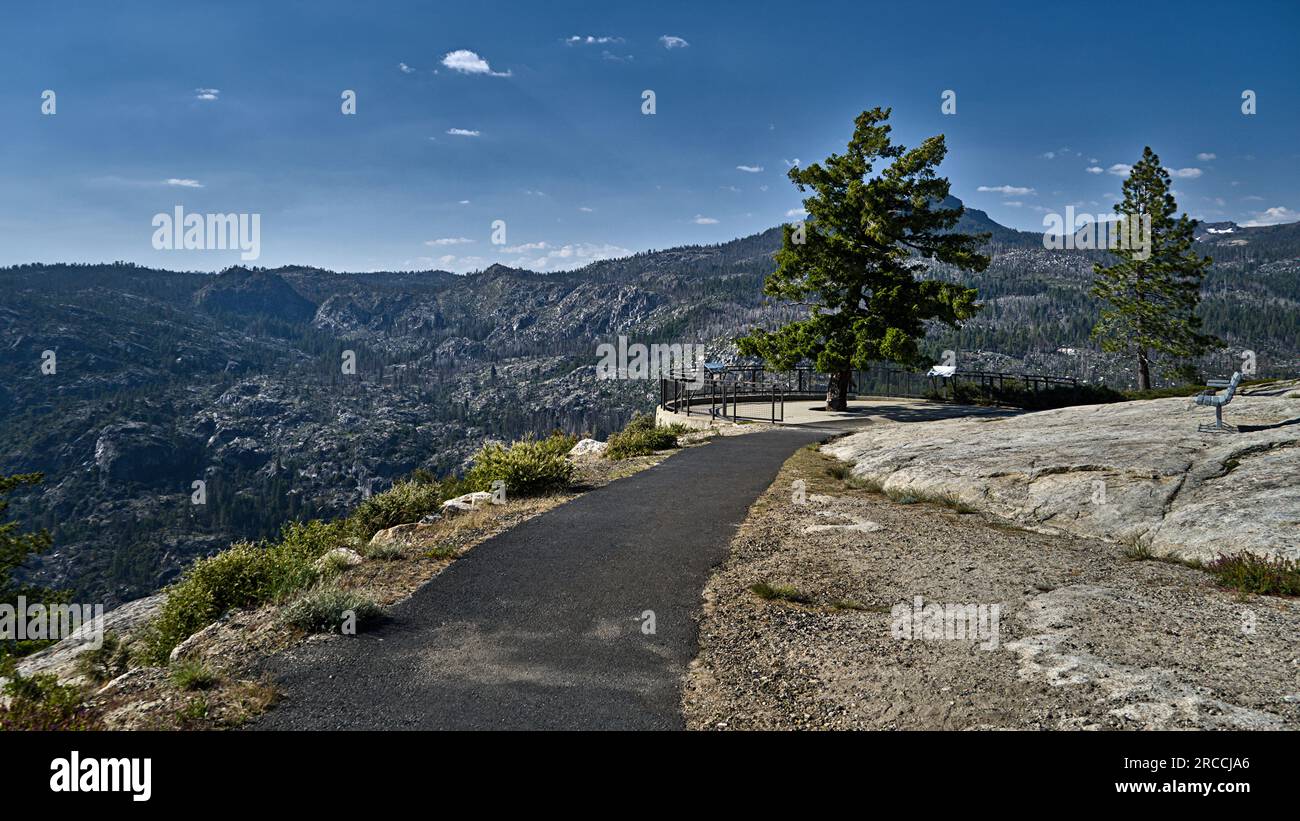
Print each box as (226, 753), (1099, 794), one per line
(1194, 371), (1242, 433)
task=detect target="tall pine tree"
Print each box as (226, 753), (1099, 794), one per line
(1091, 147), (1214, 390)
(737, 107), (988, 410)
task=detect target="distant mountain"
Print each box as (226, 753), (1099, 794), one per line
(2, 199), (1297, 605)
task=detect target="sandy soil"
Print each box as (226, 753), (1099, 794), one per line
(683, 444), (1300, 730)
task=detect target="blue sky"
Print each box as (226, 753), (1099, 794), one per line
(2, 0), (1298, 272)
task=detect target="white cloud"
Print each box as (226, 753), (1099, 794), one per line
(458, 199), (470, 205)
(578, 206), (594, 212)
(1241, 206), (1300, 227)
(1107, 163), (1132, 177)
(1165, 167), (1203, 179)
(446, 128), (480, 137)
(1196, 152), (1216, 161)
(736, 165), (763, 173)
(398, 62), (415, 74)
(692, 215), (719, 224)
(500, 241), (631, 271)
(441, 49), (511, 77)
(1004, 201), (1023, 207)
(659, 35), (690, 49)
(565, 35), (624, 45)
(194, 88), (219, 101)
(1086, 166), (1104, 174)
(425, 237), (473, 246)
(977, 185), (1035, 196)
(785, 207), (808, 218)
(502, 241), (549, 253)
(783, 158), (801, 168)
(601, 51), (633, 63)
(165, 178), (204, 188)
(1040, 151), (1056, 160)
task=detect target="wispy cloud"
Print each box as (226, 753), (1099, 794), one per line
(1241, 206), (1300, 227)
(736, 165), (763, 173)
(1107, 163), (1132, 177)
(977, 185), (1035, 196)
(425, 237), (474, 246)
(441, 49), (511, 77)
(1165, 167), (1203, 179)
(194, 88), (219, 101)
(692, 215), (718, 224)
(565, 35), (624, 45)
(659, 35), (690, 49)
(1196, 152), (1216, 161)
(446, 128), (480, 137)
(785, 207), (808, 218)
(1085, 166), (1104, 174)
(166, 178), (204, 188)
(398, 62), (415, 74)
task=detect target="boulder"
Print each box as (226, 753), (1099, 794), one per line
(369, 523), (439, 547)
(568, 438), (608, 458)
(440, 491), (494, 515)
(822, 382), (1300, 563)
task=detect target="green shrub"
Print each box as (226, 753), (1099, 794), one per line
(606, 415), (684, 459)
(348, 480), (446, 539)
(76, 632), (130, 683)
(282, 588), (385, 633)
(142, 519), (346, 663)
(1206, 553), (1300, 597)
(464, 433), (575, 496)
(0, 658), (98, 730)
(749, 581), (811, 604)
(171, 660), (219, 691)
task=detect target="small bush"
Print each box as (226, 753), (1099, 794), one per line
(749, 582), (811, 604)
(465, 433), (575, 496)
(606, 415), (683, 459)
(142, 519), (346, 663)
(0, 659), (98, 730)
(76, 632), (130, 683)
(348, 480), (446, 539)
(282, 588), (385, 634)
(171, 660), (219, 691)
(360, 541), (405, 561)
(1206, 553), (1300, 597)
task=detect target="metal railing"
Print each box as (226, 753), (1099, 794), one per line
(659, 364), (1081, 422)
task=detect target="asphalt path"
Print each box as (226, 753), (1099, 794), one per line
(252, 428), (825, 730)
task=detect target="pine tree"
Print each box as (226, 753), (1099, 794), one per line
(1091, 147), (1215, 390)
(737, 107), (988, 410)
(0, 472), (62, 657)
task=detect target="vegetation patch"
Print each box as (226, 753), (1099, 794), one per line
(606, 415), (689, 459)
(465, 432), (576, 496)
(281, 587), (385, 634)
(0, 660), (99, 730)
(171, 660), (220, 691)
(749, 581), (811, 604)
(1206, 553), (1300, 597)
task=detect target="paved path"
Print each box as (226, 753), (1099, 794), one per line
(253, 429), (824, 730)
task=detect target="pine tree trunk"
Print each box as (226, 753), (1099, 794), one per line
(826, 370), (850, 411)
(1137, 349), (1151, 391)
